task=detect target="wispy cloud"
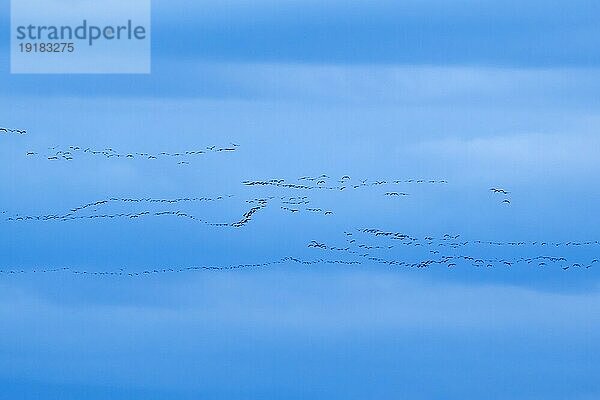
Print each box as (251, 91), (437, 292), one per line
(1, 272), (599, 396)
(2, 272), (599, 334)
(407, 132), (600, 181)
(3, 62), (600, 105)
(2, 1), (600, 67)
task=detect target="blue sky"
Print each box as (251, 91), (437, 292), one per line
(1, 1), (600, 399)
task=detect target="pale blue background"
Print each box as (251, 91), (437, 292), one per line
(1, 1), (599, 399)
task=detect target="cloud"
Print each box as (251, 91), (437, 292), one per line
(2, 271), (599, 335)
(407, 131), (600, 181)
(147, 0), (600, 66)
(1, 271), (599, 396)
(2, 0), (600, 67)
(2, 62), (600, 106)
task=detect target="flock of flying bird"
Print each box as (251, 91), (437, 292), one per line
(2, 194), (334, 226)
(1, 173), (453, 226)
(307, 229), (600, 270)
(0, 257), (364, 276)
(490, 187), (512, 205)
(0, 126), (27, 135)
(25, 144), (239, 164)
(4, 196), (233, 224)
(244, 175), (448, 194)
(1, 125), (597, 276)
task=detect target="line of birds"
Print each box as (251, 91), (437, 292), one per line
(3, 203), (334, 226)
(281, 206), (333, 215)
(385, 192), (410, 197)
(4, 210), (229, 226)
(232, 199), (269, 227)
(490, 187), (511, 205)
(3, 196), (234, 222)
(299, 175), (448, 185)
(2, 192), (341, 228)
(4, 129), (590, 274)
(68, 196), (233, 214)
(307, 233), (599, 270)
(0, 179), (520, 236)
(277, 195), (334, 215)
(2, 248), (597, 277)
(1, 126), (27, 135)
(357, 228), (600, 249)
(26, 144), (239, 162)
(243, 176), (448, 193)
(0, 256), (363, 277)
(281, 196), (310, 205)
